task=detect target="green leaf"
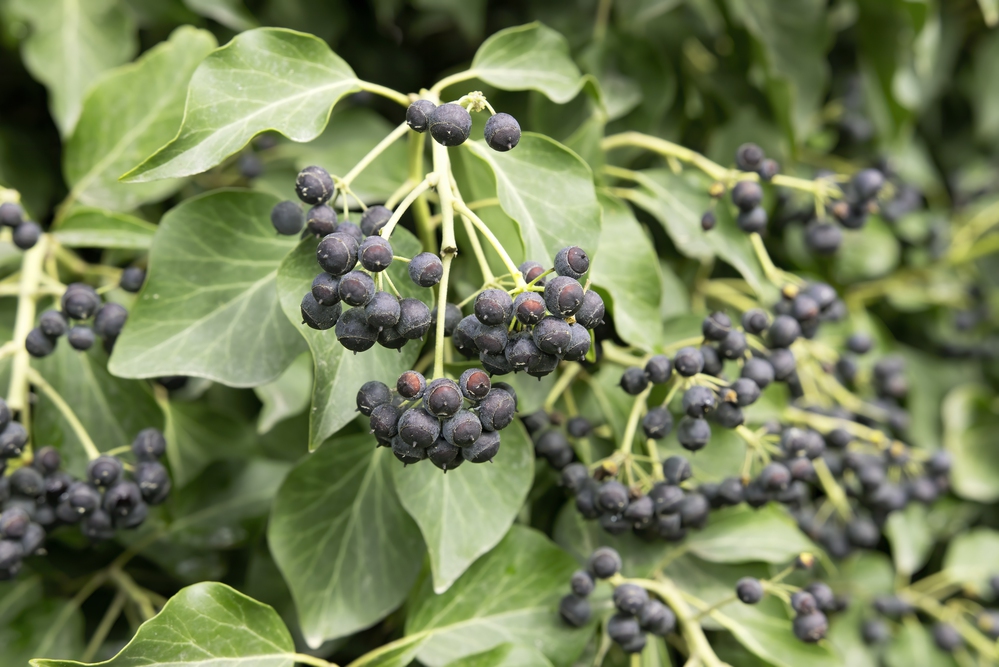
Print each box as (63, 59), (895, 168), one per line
(406, 526), (590, 667)
(8, 598), (84, 665)
(183, 0), (258, 31)
(444, 643), (555, 667)
(292, 108), (408, 204)
(942, 527), (999, 597)
(465, 134), (601, 264)
(553, 502), (672, 577)
(31, 582), (294, 667)
(717, 599), (840, 667)
(274, 230), (424, 449)
(628, 169), (772, 298)
(885, 503), (934, 577)
(268, 433), (424, 648)
(63, 26), (217, 211)
(462, 22), (584, 103)
(0, 577), (43, 627)
(51, 207), (157, 249)
(123, 28), (361, 182)
(7, 0), (138, 136)
(254, 352), (312, 434)
(832, 216), (901, 283)
(33, 344), (163, 480)
(392, 420), (534, 593)
(162, 396), (257, 488)
(109, 190), (306, 387)
(973, 31), (999, 143)
(944, 384), (999, 502)
(684, 505), (816, 564)
(591, 194), (663, 350)
(884, 618), (957, 667)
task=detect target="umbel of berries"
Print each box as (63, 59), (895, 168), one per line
(27, 285), (128, 358)
(407, 99), (521, 152)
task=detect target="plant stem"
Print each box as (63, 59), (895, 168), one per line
(544, 363), (583, 413)
(619, 386), (651, 455)
(82, 589), (127, 662)
(453, 201), (524, 286)
(431, 141), (457, 380)
(380, 177), (435, 241)
(109, 568), (156, 621)
(812, 456), (852, 521)
(430, 70), (478, 96)
(26, 366), (101, 461)
(8, 234), (48, 414)
(34, 570), (109, 657)
(356, 80), (410, 107)
(407, 130), (436, 252)
(292, 653), (338, 667)
(340, 122), (410, 188)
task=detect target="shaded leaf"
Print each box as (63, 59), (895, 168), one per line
(885, 503), (933, 577)
(884, 617), (957, 667)
(124, 28), (361, 182)
(183, 0), (258, 31)
(254, 352), (312, 434)
(832, 217), (900, 283)
(109, 190), (306, 387)
(51, 207), (157, 250)
(8, 598), (84, 666)
(63, 26), (217, 211)
(943, 384), (999, 502)
(941, 527), (999, 597)
(162, 396), (257, 488)
(685, 505), (816, 564)
(444, 643), (554, 667)
(392, 420), (534, 593)
(269, 433), (423, 648)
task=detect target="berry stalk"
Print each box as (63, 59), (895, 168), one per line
(26, 366), (101, 461)
(8, 233), (49, 416)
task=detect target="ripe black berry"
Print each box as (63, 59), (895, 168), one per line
(25, 328), (55, 358)
(683, 386), (716, 417)
(618, 633), (647, 654)
(544, 276), (584, 317)
(12, 221), (41, 250)
(677, 417), (710, 451)
(736, 143), (764, 171)
(271, 201), (305, 236)
(570, 569), (595, 597)
(731, 180), (763, 211)
(428, 103), (472, 147)
(0, 540), (22, 570)
(718, 330), (747, 359)
(607, 613), (641, 644)
(62, 284), (101, 320)
(793, 612), (828, 643)
(120, 267), (145, 293)
(563, 323), (590, 362)
(574, 291), (605, 329)
(295, 166), (334, 205)
(430, 302), (461, 337)
(474, 289), (512, 326)
(483, 112), (521, 151)
(769, 349), (796, 381)
(758, 159), (779, 181)
(674, 347), (704, 376)
(533, 316), (571, 355)
(132, 428), (166, 461)
(38, 310), (67, 338)
(805, 221), (842, 255)
(336, 221), (364, 244)
(427, 438), (462, 471)
(0, 508), (29, 538)
(714, 402), (744, 428)
(847, 332), (873, 354)
(588, 547), (622, 579)
(87, 455), (122, 487)
(301, 293), (340, 330)
(736, 577), (764, 604)
(624, 495), (654, 524)
(526, 350), (559, 378)
(406, 100), (436, 133)
(33, 445), (61, 474)
(365, 292), (401, 330)
(730, 378), (760, 406)
(642, 407), (672, 440)
(478, 388), (516, 431)
(742, 308), (769, 334)
(792, 591), (818, 615)
(596, 480), (628, 513)
(103, 480), (143, 518)
(395, 408), (438, 448)
(338, 271), (376, 307)
(407, 252), (443, 287)
(358, 236), (393, 272)
(82, 509), (115, 541)
(613, 583), (649, 615)
(662, 456), (692, 485)
(519, 260), (547, 285)
(425, 378), (462, 417)
(396, 298), (432, 339)
(806, 582), (836, 611)
(741, 357), (775, 389)
(554, 246), (589, 279)
(559, 594), (591, 627)
(643, 355), (672, 384)
(861, 619), (890, 645)
(316, 232), (358, 276)
(852, 168), (884, 201)
(679, 492), (710, 528)
(0, 202), (25, 227)
(619, 367), (648, 395)
(737, 206), (768, 233)
(458, 368), (491, 400)
(312, 273), (340, 306)
(561, 462), (590, 492)
(702, 311), (731, 341)
(639, 600), (676, 636)
(396, 371), (426, 399)
(701, 211), (716, 231)
(0, 423), (27, 458)
(369, 403), (401, 440)
(303, 204), (336, 237)
(759, 462), (791, 491)
(94, 303), (128, 339)
(463, 430), (501, 463)
(443, 410), (482, 446)
(768, 315), (801, 348)
(335, 307), (377, 352)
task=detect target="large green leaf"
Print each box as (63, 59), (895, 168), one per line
(33, 344), (163, 480)
(941, 528), (999, 597)
(392, 420), (534, 593)
(275, 230), (424, 449)
(685, 505), (816, 564)
(254, 351), (312, 434)
(443, 644), (554, 667)
(162, 396), (257, 488)
(627, 169), (771, 298)
(884, 618), (956, 667)
(31, 583), (295, 667)
(63, 26), (217, 211)
(109, 190), (306, 387)
(718, 600), (840, 667)
(124, 28), (361, 182)
(832, 217), (901, 283)
(183, 0), (258, 31)
(405, 526), (590, 667)
(460, 22), (584, 103)
(268, 433), (424, 648)
(51, 207), (157, 250)
(591, 194), (663, 350)
(7, 599), (84, 666)
(885, 503), (933, 577)
(7, 0), (137, 136)
(465, 134), (601, 265)
(943, 384), (999, 502)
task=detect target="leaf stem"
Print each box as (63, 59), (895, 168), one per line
(431, 142), (458, 380)
(82, 589), (127, 662)
(292, 653), (338, 667)
(339, 122), (411, 189)
(543, 363), (583, 413)
(430, 70), (478, 96)
(26, 366), (101, 461)
(356, 80), (410, 107)
(619, 386), (651, 454)
(453, 201), (525, 287)
(8, 234), (49, 415)
(380, 176), (436, 241)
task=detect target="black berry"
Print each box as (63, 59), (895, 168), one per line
(295, 166), (334, 205)
(554, 246), (589, 279)
(306, 204), (337, 237)
(406, 100), (436, 133)
(428, 104), (472, 147)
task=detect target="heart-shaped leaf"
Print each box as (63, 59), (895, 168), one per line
(254, 352), (312, 434)
(51, 207), (157, 249)
(109, 189), (306, 387)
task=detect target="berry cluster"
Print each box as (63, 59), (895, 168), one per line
(0, 202), (42, 250)
(559, 548), (676, 653)
(735, 574), (844, 644)
(406, 100), (521, 151)
(356, 369), (518, 471)
(453, 247), (603, 377)
(26, 284), (129, 358)
(0, 404), (170, 579)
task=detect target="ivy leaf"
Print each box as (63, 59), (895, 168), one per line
(718, 600), (841, 667)
(443, 644), (555, 667)
(392, 420), (534, 593)
(941, 527), (999, 596)
(51, 207), (157, 250)
(123, 28), (361, 182)
(31, 582), (294, 667)
(254, 352), (313, 434)
(465, 133), (601, 264)
(7, 0), (138, 136)
(943, 384), (999, 502)
(7, 598), (84, 666)
(685, 505), (816, 564)
(162, 396), (257, 488)
(885, 503), (934, 577)
(63, 26), (217, 211)
(832, 217), (901, 283)
(109, 190), (306, 387)
(405, 526), (590, 667)
(553, 503), (671, 577)
(591, 194), (663, 350)
(274, 230), (424, 449)
(183, 0), (258, 31)
(627, 169), (771, 298)
(33, 344), (163, 480)
(463, 23), (584, 103)
(884, 618), (955, 667)
(268, 433), (424, 648)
